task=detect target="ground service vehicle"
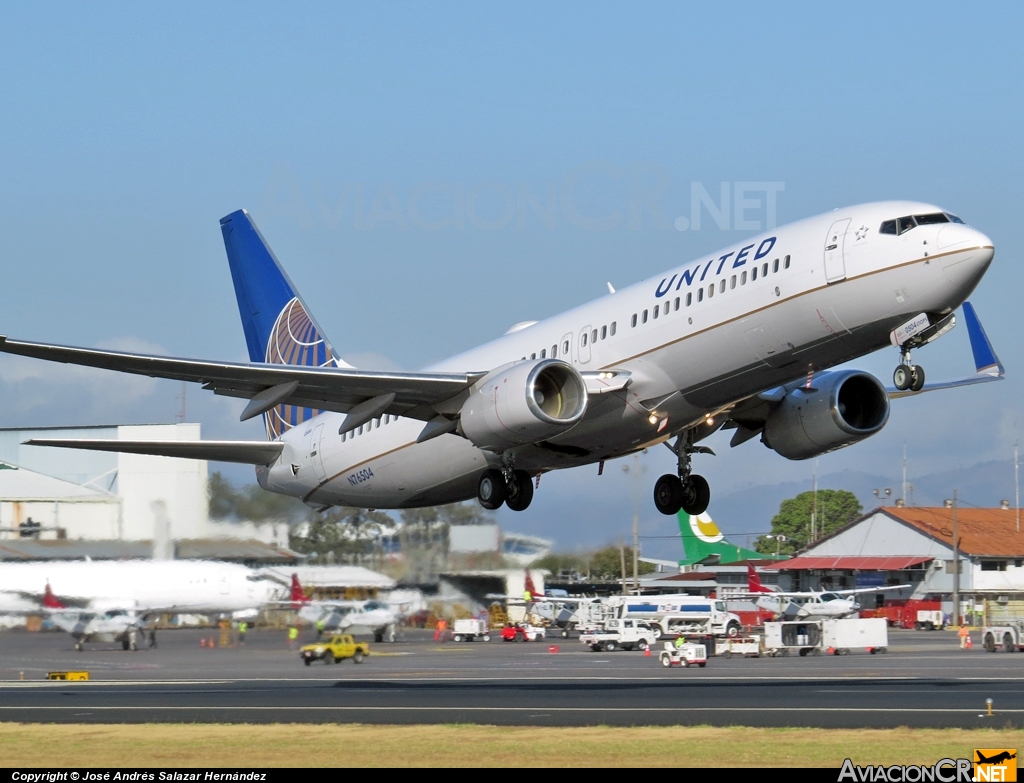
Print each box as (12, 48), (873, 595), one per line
(717, 635), (762, 658)
(659, 641), (707, 668)
(452, 619), (490, 642)
(301, 634), (369, 665)
(983, 621), (1024, 652)
(609, 596), (742, 639)
(915, 610), (944, 630)
(579, 618), (655, 651)
(821, 618), (888, 654)
(500, 623), (545, 642)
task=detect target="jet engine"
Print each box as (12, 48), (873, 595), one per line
(459, 359), (588, 452)
(762, 370), (889, 460)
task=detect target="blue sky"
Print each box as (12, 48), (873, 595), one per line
(1, 3), (1022, 556)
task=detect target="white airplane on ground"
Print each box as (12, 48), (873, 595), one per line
(0, 560), (284, 650)
(0, 202), (1001, 517)
(742, 565), (909, 620)
(285, 575), (399, 642)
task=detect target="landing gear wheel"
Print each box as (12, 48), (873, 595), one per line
(893, 364), (912, 391)
(910, 364), (925, 392)
(477, 469), (507, 510)
(505, 470), (534, 512)
(653, 474), (684, 515)
(680, 475), (710, 516)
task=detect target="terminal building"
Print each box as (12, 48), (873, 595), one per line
(765, 504), (1024, 623)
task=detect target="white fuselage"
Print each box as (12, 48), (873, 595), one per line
(257, 200), (993, 509)
(0, 560), (282, 615)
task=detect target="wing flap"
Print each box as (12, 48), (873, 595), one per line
(24, 439), (285, 466)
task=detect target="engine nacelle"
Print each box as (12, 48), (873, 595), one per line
(459, 359), (588, 452)
(762, 370), (889, 460)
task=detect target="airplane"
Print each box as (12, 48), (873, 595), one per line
(677, 510), (773, 566)
(0, 560), (285, 650)
(741, 565), (910, 620)
(285, 574), (399, 643)
(0, 202), (1001, 519)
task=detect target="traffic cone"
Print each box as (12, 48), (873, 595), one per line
(200, 638), (205, 647)
(966, 634), (973, 649)
(827, 646), (836, 655)
(547, 645), (559, 653)
(644, 648), (651, 657)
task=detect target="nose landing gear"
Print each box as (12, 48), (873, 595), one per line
(893, 347), (925, 392)
(654, 432), (712, 516)
(477, 456), (535, 511)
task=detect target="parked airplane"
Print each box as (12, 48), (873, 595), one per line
(0, 202), (1000, 518)
(743, 565), (909, 620)
(677, 511), (772, 566)
(0, 560), (284, 650)
(286, 574), (399, 643)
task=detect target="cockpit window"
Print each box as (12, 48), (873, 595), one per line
(914, 213), (950, 225)
(820, 593), (839, 602)
(946, 213), (965, 224)
(896, 216), (917, 235)
(879, 220), (897, 235)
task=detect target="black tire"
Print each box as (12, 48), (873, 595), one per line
(723, 651), (732, 659)
(453, 634), (462, 643)
(661, 655), (672, 668)
(353, 650), (364, 664)
(561, 629), (569, 639)
(910, 365), (926, 392)
(985, 633), (997, 652)
(893, 364), (912, 391)
(506, 470), (534, 512)
(478, 469), (507, 509)
(1004, 633), (1015, 653)
(122, 640), (130, 651)
(681, 475), (711, 516)
(75, 642), (82, 652)
(698, 662), (706, 668)
(304, 658), (311, 666)
(605, 641), (617, 652)
(725, 622), (740, 638)
(638, 640), (649, 651)
(324, 651), (335, 665)
(590, 644), (601, 652)
(374, 631), (384, 643)
(653, 474), (683, 515)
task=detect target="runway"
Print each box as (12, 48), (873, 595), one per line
(1, 627), (1021, 727)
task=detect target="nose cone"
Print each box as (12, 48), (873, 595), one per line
(940, 226), (994, 292)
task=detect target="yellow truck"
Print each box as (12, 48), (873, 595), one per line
(301, 634), (370, 666)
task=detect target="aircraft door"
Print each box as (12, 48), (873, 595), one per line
(559, 332), (574, 363)
(219, 570), (230, 595)
(578, 325), (592, 364)
(308, 423), (327, 482)
(823, 218), (851, 283)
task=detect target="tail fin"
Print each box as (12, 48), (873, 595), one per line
(962, 301), (1004, 376)
(220, 209), (351, 438)
(290, 573), (310, 605)
(747, 565), (772, 594)
(43, 582), (66, 609)
(524, 571), (543, 600)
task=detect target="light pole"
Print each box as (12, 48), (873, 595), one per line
(622, 456), (646, 594)
(765, 534), (787, 557)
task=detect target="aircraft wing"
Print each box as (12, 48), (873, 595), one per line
(734, 584), (911, 599)
(0, 335), (484, 424)
(22, 438), (285, 466)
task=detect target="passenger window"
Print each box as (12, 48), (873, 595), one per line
(773, 259), (779, 273)
(697, 288), (703, 302)
(686, 292), (692, 306)
(600, 325), (607, 340)
(915, 213), (950, 225)
(610, 321), (616, 336)
(761, 262), (768, 277)
(707, 284), (714, 298)
(784, 255), (790, 269)
(897, 216), (916, 234)
(741, 270), (747, 284)
(751, 266), (758, 281)
(341, 432), (346, 442)
(530, 353), (536, 359)
(653, 305), (659, 319)
(358, 425), (363, 435)
(552, 345), (558, 357)
(730, 275), (736, 289)
(674, 297), (680, 311)
(540, 349), (546, 358)
(642, 310), (648, 323)
(631, 314), (637, 327)
(563, 340), (569, 354)
(879, 220), (897, 235)
(719, 279), (725, 294)
(592, 329), (598, 342)
(581, 333), (588, 346)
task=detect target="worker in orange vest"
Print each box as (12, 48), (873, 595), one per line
(958, 625), (970, 649)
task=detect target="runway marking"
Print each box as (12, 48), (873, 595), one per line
(2, 705), (1022, 714)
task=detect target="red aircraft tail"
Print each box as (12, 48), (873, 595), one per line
(747, 565), (773, 594)
(523, 571), (544, 600)
(290, 574), (310, 604)
(42, 582), (66, 609)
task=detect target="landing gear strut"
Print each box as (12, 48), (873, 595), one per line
(477, 455), (534, 511)
(654, 432), (712, 516)
(893, 347), (925, 392)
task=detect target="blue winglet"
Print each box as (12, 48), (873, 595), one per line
(962, 301), (1003, 375)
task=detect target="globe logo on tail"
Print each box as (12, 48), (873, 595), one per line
(688, 512), (724, 543)
(264, 298), (337, 439)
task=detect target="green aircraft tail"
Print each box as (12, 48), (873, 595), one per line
(677, 510), (770, 565)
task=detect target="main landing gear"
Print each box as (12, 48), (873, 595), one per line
(478, 456), (534, 512)
(654, 432), (712, 516)
(892, 346), (925, 392)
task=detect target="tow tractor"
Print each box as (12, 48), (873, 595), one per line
(658, 641), (708, 668)
(500, 623), (545, 642)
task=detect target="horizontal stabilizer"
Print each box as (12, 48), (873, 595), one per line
(23, 439), (284, 466)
